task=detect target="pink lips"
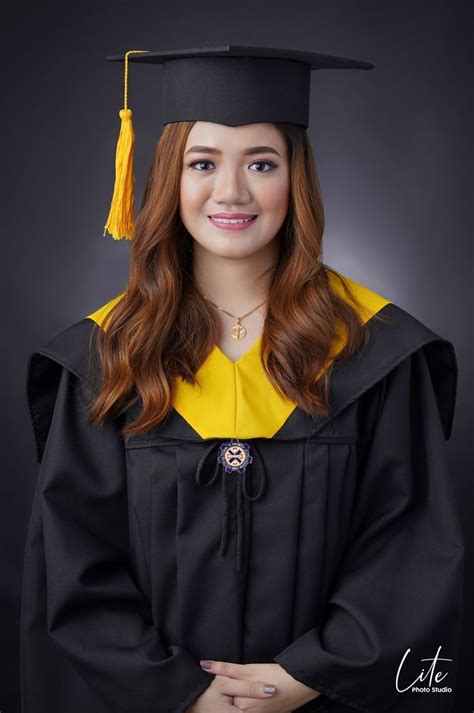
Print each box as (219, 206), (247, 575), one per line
(210, 213), (256, 219)
(208, 213), (258, 232)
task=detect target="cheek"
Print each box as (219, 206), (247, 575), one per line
(180, 176), (209, 213)
(257, 175), (289, 215)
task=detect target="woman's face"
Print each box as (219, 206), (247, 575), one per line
(179, 121), (290, 259)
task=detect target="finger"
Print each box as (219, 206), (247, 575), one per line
(214, 674), (277, 699)
(200, 659), (251, 679)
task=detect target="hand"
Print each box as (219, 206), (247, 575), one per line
(188, 659), (321, 712)
(186, 671), (279, 712)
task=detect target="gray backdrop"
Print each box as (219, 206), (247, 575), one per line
(3, 1), (472, 711)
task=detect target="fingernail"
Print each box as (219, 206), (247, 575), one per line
(200, 660), (213, 670)
(264, 684), (276, 694)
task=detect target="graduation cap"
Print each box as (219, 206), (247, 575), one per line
(103, 45), (374, 240)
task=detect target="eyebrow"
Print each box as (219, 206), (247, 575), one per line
(184, 145), (281, 157)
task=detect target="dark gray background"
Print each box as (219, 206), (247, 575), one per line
(3, 1), (472, 711)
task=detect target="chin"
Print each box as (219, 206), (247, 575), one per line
(207, 240), (258, 258)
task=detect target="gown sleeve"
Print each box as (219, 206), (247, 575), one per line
(21, 361), (214, 713)
(273, 346), (464, 713)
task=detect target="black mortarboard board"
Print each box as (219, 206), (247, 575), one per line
(103, 46), (374, 240)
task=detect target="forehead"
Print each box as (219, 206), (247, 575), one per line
(184, 121), (285, 151)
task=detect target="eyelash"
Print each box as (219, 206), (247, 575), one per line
(186, 159), (278, 172)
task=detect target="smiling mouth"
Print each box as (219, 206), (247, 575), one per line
(208, 215), (257, 224)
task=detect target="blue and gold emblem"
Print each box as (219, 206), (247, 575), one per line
(217, 438), (253, 473)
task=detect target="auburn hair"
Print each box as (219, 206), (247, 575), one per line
(87, 120), (386, 438)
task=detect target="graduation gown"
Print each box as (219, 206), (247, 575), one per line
(21, 269), (464, 713)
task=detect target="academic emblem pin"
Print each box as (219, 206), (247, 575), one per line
(218, 438), (253, 473)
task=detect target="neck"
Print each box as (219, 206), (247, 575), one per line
(192, 240), (279, 314)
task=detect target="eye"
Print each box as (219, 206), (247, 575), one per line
(249, 160), (278, 172)
(186, 160), (214, 171)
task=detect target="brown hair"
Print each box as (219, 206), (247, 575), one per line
(87, 120), (385, 438)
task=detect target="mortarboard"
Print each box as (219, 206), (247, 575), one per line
(103, 45), (374, 240)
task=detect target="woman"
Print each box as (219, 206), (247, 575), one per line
(21, 47), (463, 713)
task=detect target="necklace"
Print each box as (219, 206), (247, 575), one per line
(203, 295), (267, 340)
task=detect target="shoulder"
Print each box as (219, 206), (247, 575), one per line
(325, 266), (457, 441)
(29, 292), (126, 381)
(326, 264), (452, 355)
(26, 292), (126, 464)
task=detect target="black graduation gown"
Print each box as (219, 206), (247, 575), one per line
(21, 273), (464, 713)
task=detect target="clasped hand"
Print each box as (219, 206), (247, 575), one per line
(186, 659), (320, 712)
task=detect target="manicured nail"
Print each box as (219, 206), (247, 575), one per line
(264, 684), (276, 694)
(200, 660), (213, 670)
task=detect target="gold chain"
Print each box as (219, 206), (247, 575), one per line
(203, 296), (267, 340)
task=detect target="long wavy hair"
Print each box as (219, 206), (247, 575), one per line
(87, 120), (385, 438)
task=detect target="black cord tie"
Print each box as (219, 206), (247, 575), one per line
(195, 438), (267, 572)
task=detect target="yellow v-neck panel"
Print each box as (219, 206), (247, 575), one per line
(85, 270), (391, 439)
(172, 335), (297, 439)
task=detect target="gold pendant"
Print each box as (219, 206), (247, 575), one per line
(231, 323), (246, 340)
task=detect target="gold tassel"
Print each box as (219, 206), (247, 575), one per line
(103, 49), (149, 240)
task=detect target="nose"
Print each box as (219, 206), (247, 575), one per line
(211, 163), (251, 205)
